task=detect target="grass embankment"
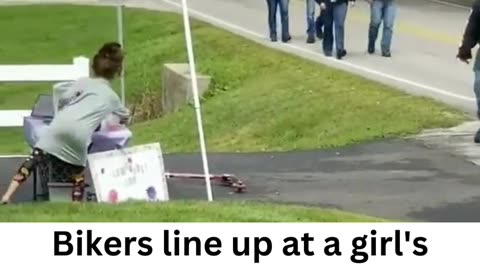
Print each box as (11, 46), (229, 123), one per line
(0, 5), (466, 155)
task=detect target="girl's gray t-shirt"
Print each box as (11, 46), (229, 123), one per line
(35, 77), (130, 167)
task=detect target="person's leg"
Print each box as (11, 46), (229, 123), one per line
(1, 148), (46, 203)
(316, 8), (325, 39)
(322, 3), (334, 56)
(368, 0), (383, 54)
(473, 51), (480, 143)
(474, 69), (480, 143)
(279, 0), (291, 42)
(474, 52), (480, 118)
(475, 70), (480, 117)
(333, 3), (348, 59)
(380, 0), (397, 57)
(266, 0), (278, 41)
(306, 0), (316, 43)
(71, 170), (86, 202)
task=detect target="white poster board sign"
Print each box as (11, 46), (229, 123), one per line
(87, 143), (169, 203)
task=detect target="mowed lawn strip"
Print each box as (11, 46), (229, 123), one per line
(0, 201), (386, 222)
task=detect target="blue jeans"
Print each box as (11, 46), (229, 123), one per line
(266, 0), (290, 40)
(306, 0), (324, 37)
(368, 0), (396, 53)
(316, 12), (324, 36)
(306, 0), (316, 36)
(474, 50), (480, 117)
(322, 3), (348, 54)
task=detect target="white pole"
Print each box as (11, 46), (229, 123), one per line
(117, 4), (126, 105)
(180, 0), (214, 202)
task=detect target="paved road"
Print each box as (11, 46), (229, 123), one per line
(3, 138), (480, 222)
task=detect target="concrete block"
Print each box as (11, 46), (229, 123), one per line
(162, 63), (211, 114)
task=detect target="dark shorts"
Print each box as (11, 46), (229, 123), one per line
(13, 148), (87, 201)
(17, 148), (85, 185)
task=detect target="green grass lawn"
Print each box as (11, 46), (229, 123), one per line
(0, 4), (467, 155)
(0, 201), (384, 222)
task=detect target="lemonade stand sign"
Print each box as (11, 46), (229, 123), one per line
(87, 143), (169, 203)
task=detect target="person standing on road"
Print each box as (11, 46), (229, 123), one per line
(306, 0), (326, 43)
(457, 0), (480, 142)
(366, 0), (397, 57)
(319, 0), (356, 59)
(266, 0), (292, 42)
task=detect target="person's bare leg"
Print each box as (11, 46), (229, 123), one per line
(1, 149), (42, 204)
(71, 172), (86, 202)
(1, 172), (29, 203)
(1, 177), (22, 203)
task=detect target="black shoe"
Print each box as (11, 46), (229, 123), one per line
(324, 50), (333, 57)
(306, 35), (315, 44)
(368, 46), (375, 54)
(282, 35), (292, 43)
(474, 128), (480, 143)
(316, 30), (323, 40)
(382, 51), (391, 57)
(270, 34), (278, 42)
(336, 49), (347, 60)
(368, 41), (375, 54)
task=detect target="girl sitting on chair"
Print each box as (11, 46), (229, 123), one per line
(1, 42), (130, 204)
